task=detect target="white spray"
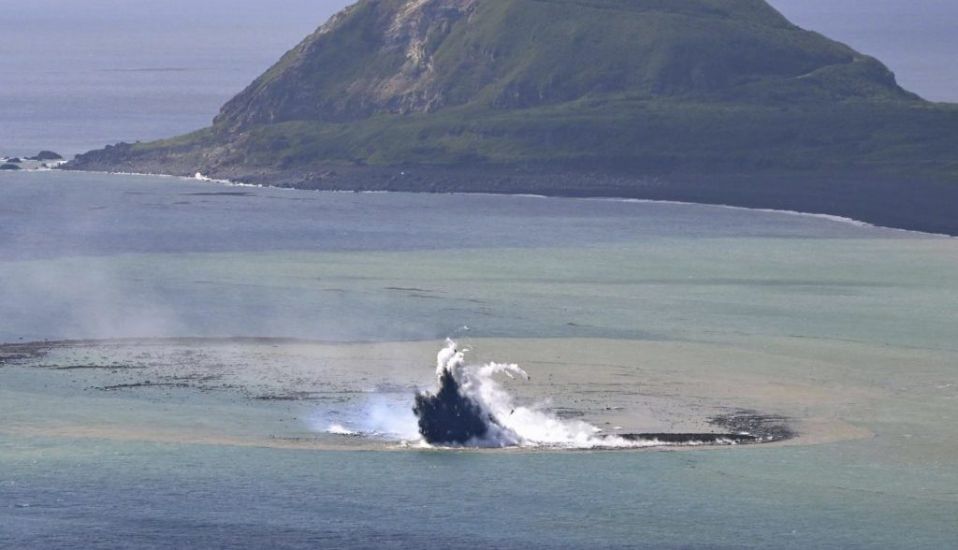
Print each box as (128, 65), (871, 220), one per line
(425, 339), (656, 448)
(322, 340), (695, 449)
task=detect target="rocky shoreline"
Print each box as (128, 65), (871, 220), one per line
(1, 151), (64, 171)
(62, 151), (958, 236)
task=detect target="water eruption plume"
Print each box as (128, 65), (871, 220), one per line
(413, 340), (612, 447)
(322, 340), (788, 449)
(413, 339), (523, 444)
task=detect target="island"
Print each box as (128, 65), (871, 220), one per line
(65, 0), (958, 235)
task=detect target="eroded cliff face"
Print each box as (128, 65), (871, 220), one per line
(376, 0), (480, 112)
(211, 0), (914, 135)
(214, 0), (479, 131)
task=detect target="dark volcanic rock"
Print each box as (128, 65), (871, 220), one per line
(28, 150), (63, 161)
(4, 157), (22, 164)
(1, 163), (22, 171)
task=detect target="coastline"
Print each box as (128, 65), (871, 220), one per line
(43, 165), (956, 238)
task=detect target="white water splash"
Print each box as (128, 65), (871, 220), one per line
(432, 339), (654, 448)
(320, 340), (737, 449)
(326, 423), (358, 436)
(316, 396), (420, 440)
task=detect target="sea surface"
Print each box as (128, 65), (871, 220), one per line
(3, 3), (958, 546)
(2, 170), (957, 548)
(0, 0), (340, 158)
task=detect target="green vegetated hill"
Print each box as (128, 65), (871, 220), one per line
(69, 0), (958, 232)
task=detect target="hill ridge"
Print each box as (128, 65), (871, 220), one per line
(66, 0), (958, 234)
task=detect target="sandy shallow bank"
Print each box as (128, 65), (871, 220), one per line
(0, 337), (879, 451)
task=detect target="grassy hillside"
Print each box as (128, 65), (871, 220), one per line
(67, 0), (958, 232)
(212, 0), (915, 130)
(126, 94), (957, 181)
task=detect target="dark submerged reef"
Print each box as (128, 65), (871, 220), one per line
(413, 369), (494, 445)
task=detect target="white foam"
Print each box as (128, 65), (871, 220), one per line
(309, 340), (755, 450)
(326, 423), (358, 436)
(433, 339), (661, 449)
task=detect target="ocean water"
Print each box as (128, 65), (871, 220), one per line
(769, 0), (958, 102)
(0, 170), (938, 344)
(2, 170), (957, 548)
(0, 0), (340, 158)
(3, 3), (958, 546)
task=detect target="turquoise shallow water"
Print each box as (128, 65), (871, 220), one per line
(0, 170), (940, 344)
(1, 170), (957, 548)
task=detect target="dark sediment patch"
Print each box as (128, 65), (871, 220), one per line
(600, 410), (794, 447)
(554, 408), (587, 419)
(97, 381), (191, 391)
(385, 287), (434, 293)
(0, 344), (48, 365)
(184, 191), (252, 197)
(0, 337), (317, 355)
(709, 409), (794, 442)
(255, 390), (365, 402)
(164, 373), (224, 383)
(618, 433), (757, 445)
(52, 364), (146, 371)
